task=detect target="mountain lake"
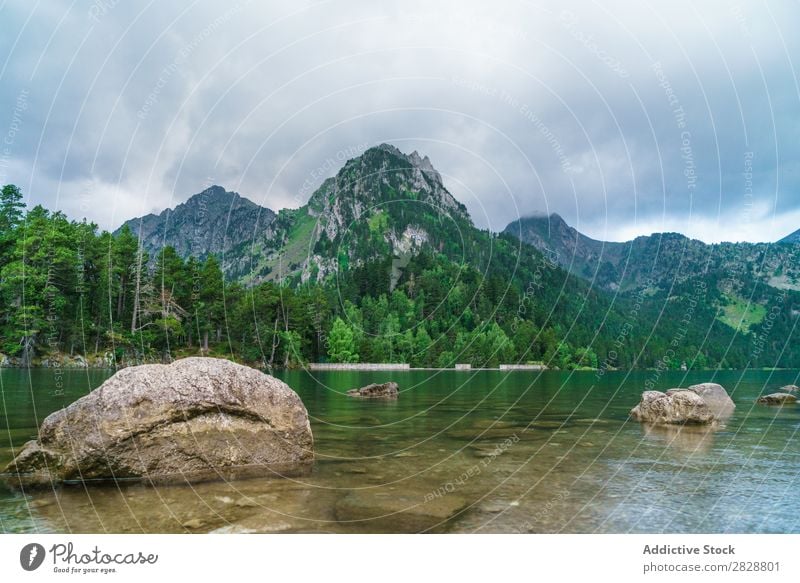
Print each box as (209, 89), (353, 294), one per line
(1, 368), (798, 533)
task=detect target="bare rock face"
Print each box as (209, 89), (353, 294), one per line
(757, 393), (798, 405)
(4, 358), (313, 487)
(630, 390), (715, 425)
(347, 382), (399, 399)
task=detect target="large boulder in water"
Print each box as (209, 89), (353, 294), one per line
(630, 390), (715, 425)
(685, 383), (735, 418)
(631, 383), (735, 425)
(4, 358), (313, 487)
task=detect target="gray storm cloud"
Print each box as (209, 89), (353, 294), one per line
(0, 0), (798, 242)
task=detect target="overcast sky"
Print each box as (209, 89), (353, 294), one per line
(1, 0), (798, 242)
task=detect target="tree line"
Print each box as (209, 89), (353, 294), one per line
(2, 183), (798, 370)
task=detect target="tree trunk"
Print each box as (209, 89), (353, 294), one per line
(116, 278), (125, 320)
(20, 335), (34, 368)
(130, 250), (143, 334)
(268, 314), (279, 368)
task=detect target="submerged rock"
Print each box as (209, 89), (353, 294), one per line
(630, 390), (715, 425)
(4, 358), (313, 487)
(779, 385), (799, 393)
(757, 393), (798, 405)
(334, 491), (466, 532)
(346, 382), (399, 399)
(640, 422), (718, 452)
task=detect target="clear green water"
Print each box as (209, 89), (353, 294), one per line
(1, 368), (798, 533)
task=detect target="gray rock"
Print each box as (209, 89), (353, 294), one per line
(686, 383), (735, 418)
(346, 382), (399, 399)
(4, 357), (313, 487)
(779, 385), (799, 393)
(757, 393), (797, 405)
(632, 383), (735, 426)
(630, 390), (715, 425)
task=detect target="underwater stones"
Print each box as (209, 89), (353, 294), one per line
(334, 490), (467, 532)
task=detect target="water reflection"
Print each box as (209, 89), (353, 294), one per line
(639, 423), (719, 453)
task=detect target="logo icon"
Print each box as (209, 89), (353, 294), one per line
(20, 543), (46, 571)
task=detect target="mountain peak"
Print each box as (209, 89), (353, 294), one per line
(374, 142), (403, 156)
(116, 186), (275, 270)
(521, 210), (565, 222)
(181, 185), (255, 210)
(200, 184), (227, 197)
(505, 212), (570, 237)
(308, 144), (468, 225)
(363, 143), (443, 184)
(287, 144), (473, 284)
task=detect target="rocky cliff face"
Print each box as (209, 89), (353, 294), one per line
(235, 144), (475, 285)
(294, 144), (472, 283)
(307, 143), (469, 241)
(116, 185), (276, 274)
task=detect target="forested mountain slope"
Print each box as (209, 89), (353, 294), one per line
(1, 145), (798, 370)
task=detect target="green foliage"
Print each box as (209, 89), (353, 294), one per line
(717, 294), (767, 332)
(327, 317), (359, 363)
(0, 184), (25, 263)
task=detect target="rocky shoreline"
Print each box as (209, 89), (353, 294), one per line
(0, 352), (116, 369)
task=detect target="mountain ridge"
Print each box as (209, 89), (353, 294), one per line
(116, 185), (277, 272)
(504, 212), (800, 293)
(779, 227), (800, 244)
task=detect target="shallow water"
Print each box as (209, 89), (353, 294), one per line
(1, 368), (799, 533)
